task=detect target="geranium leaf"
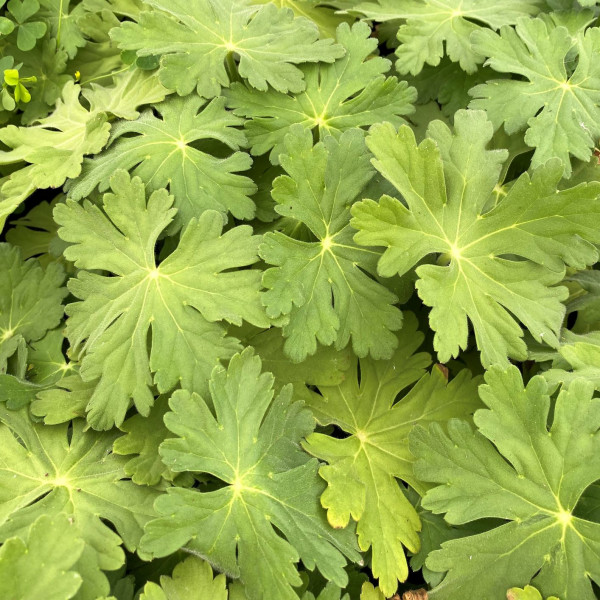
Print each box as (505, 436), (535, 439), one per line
(141, 348), (361, 600)
(110, 0), (344, 97)
(351, 110), (600, 366)
(55, 170), (268, 429)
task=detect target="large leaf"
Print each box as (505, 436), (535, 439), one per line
(226, 22), (416, 163)
(110, 0), (344, 97)
(0, 405), (158, 599)
(351, 110), (600, 366)
(141, 348), (361, 600)
(54, 170), (268, 429)
(470, 15), (600, 177)
(349, 0), (541, 75)
(303, 313), (481, 596)
(260, 126), (403, 362)
(410, 366), (600, 599)
(68, 95), (257, 226)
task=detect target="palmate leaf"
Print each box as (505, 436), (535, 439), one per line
(110, 0), (344, 98)
(410, 366), (600, 599)
(351, 110), (600, 367)
(0, 243), (66, 372)
(303, 313), (482, 596)
(55, 170), (268, 429)
(141, 348), (361, 600)
(0, 405), (158, 599)
(0, 82), (110, 230)
(470, 15), (600, 177)
(226, 22), (416, 164)
(68, 95), (256, 227)
(260, 127), (403, 362)
(348, 0), (541, 75)
(0, 513), (84, 600)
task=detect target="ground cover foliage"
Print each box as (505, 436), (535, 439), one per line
(1, 0), (600, 598)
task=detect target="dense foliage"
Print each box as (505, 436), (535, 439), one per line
(1, 0), (600, 599)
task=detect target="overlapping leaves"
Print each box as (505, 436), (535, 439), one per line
(226, 21), (416, 163)
(304, 313), (482, 596)
(141, 348), (361, 600)
(260, 126), (403, 361)
(411, 366), (600, 599)
(111, 0), (344, 97)
(55, 170), (268, 429)
(351, 110), (600, 366)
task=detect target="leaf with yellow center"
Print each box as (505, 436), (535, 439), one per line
(348, 0), (541, 75)
(0, 405), (158, 599)
(110, 0), (344, 98)
(140, 348), (360, 600)
(226, 21), (416, 164)
(470, 15), (600, 177)
(260, 126), (403, 362)
(351, 110), (600, 367)
(303, 313), (482, 596)
(55, 170), (268, 429)
(411, 366), (600, 600)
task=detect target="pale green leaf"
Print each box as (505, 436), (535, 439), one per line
(260, 127), (403, 362)
(470, 15), (600, 177)
(55, 171), (268, 429)
(68, 95), (256, 226)
(351, 111), (600, 366)
(110, 0), (344, 97)
(0, 406), (158, 599)
(0, 513), (84, 600)
(226, 22), (416, 163)
(304, 313), (481, 595)
(141, 348), (361, 600)
(411, 366), (600, 599)
(350, 0), (541, 75)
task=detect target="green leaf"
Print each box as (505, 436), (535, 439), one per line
(55, 171), (268, 429)
(110, 0), (344, 97)
(82, 66), (169, 120)
(250, 0), (351, 39)
(508, 586), (560, 600)
(543, 331), (600, 391)
(245, 325), (353, 404)
(0, 513), (84, 600)
(349, 0), (541, 75)
(226, 22), (416, 163)
(113, 396), (176, 486)
(30, 372), (94, 424)
(139, 556), (228, 600)
(304, 313), (482, 596)
(410, 366), (600, 599)
(0, 406), (158, 599)
(68, 95), (256, 226)
(470, 15), (600, 177)
(351, 110), (600, 366)
(0, 244), (67, 371)
(0, 82), (110, 230)
(141, 348), (361, 600)
(5, 200), (64, 266)
(566, 270), (600, 332)
(260, 127), (403, 362)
